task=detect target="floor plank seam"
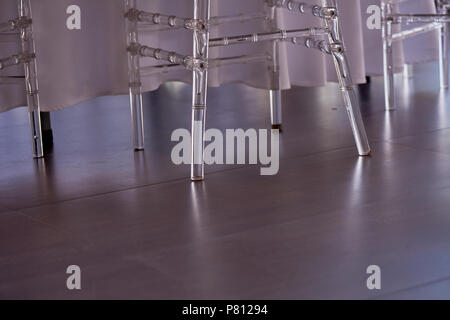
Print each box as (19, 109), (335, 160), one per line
(370, 274), (450, 299)
(386, 125), (450, 143)
(388, 140), (450, 158)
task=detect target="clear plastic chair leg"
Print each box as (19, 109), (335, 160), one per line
(19, 0), (43, 158)
(190, 0), (210, 181)
(323, 0), (371, 156)
(125, 0), (144, 151)
(191, 105), (206, 180)
(381, 1), (395, 110)
(336, 73), (371, 156)
(267, 8), (282, 131)
(25, 79), (43, 159)
(332, 52), (371, 156)
(270, 90), (282, 130)
(28, 108), (43, 158)
(129, 88), (145, 150)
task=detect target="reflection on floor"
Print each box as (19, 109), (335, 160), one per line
(1, 62), (450, 299)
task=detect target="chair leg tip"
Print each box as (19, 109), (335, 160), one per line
(272, 124), (282, 132)
(359, 150), (372, 157)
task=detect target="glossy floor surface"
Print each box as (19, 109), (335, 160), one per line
(2, 62), (450, 299)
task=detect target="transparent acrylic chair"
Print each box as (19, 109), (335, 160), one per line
(124, 0), (371, 181)
(382, 0), (450, 110)
(0, 0), (43, 158)
(0, 0), (44, 158)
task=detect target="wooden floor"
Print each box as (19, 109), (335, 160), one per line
(1, 62), (450, 299)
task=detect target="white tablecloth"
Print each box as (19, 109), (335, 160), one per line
(0, 0), (439, 113)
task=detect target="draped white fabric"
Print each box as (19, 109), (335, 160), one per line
(0, 0), (439, 113)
